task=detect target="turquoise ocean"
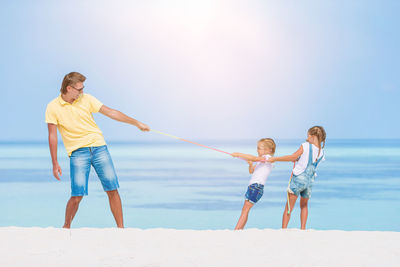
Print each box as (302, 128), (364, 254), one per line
(1, 139), (399, 231)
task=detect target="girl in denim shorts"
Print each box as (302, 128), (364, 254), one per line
(267, 126), (326, 230)
(231, 138), (276, 230)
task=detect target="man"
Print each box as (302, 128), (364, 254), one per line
(45, 72), (150, 228)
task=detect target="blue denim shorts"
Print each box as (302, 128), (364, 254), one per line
(70, 145), (119, 196)
(288, 173), (313, 199)
(245, 183), (264, 204)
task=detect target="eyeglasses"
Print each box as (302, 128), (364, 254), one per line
(71, 85), (84, 92)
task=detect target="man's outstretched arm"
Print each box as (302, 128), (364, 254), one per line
(48, 123), (62, 180)
(99, 105), (150, 131)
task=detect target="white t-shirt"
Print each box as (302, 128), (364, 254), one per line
(293, 142), (325, 176)
(248, 155), (273, 185)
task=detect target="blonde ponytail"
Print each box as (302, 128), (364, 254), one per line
(308, 126), (326, 159)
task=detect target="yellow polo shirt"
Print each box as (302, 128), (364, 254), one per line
(45, 93), (106, 156)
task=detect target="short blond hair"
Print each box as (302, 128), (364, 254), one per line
(60, 72), (86, 94)
(258, 138), (276, 155)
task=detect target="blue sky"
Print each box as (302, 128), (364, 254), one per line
(0, 0), (399, 141)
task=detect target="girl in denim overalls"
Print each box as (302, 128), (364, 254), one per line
(268, 126), (326, 229)
(231, 138), (276, 230)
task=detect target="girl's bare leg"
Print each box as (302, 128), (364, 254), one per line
(235, 200), (254, 230)
(300, 197), (309, 230)
(282, 193), (298, 229)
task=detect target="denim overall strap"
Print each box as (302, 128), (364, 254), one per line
(314, 150), (324, 167)
(307, 142), (313, 166)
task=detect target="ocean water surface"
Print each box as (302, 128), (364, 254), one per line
(0, 139), (399, 231)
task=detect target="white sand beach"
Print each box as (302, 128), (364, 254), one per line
(0, 227), (398, 267)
